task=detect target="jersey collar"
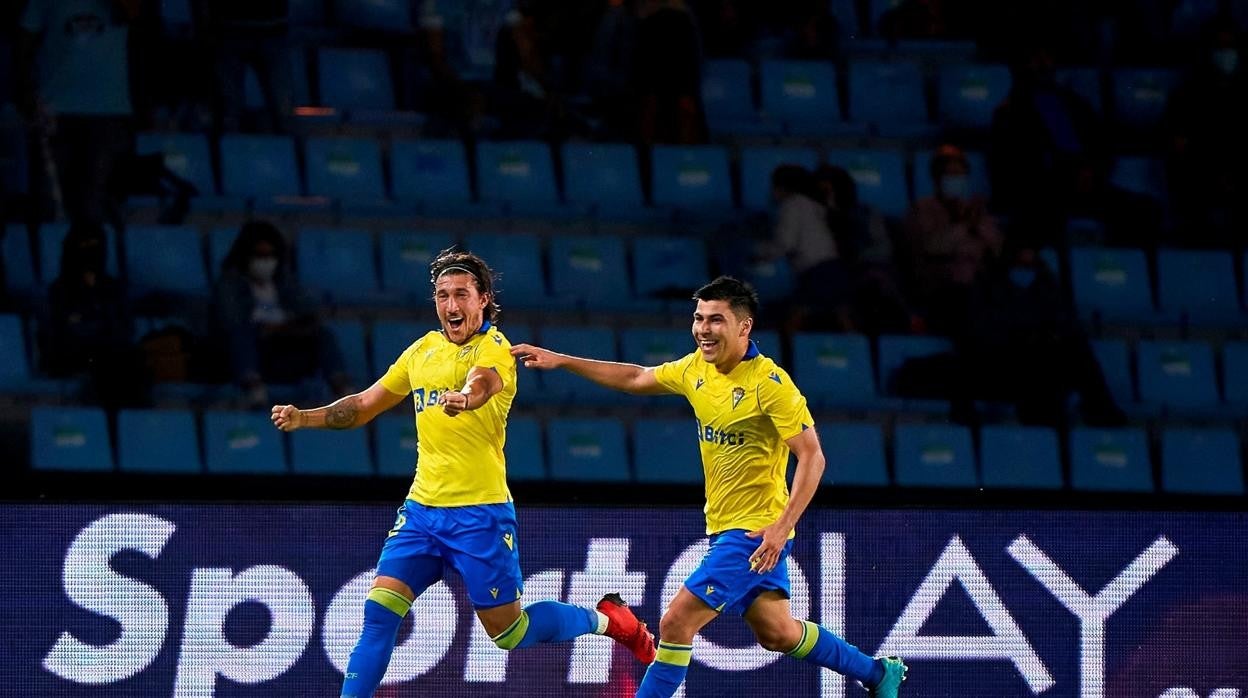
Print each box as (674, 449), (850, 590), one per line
(742, 340), (760, 360)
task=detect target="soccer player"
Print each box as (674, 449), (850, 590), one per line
(271, 250), (656, 698)
(510, 276), (908, 697)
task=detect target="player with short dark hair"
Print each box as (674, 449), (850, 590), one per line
(511, 275), (907, 697)
(272, 249), (655, 698)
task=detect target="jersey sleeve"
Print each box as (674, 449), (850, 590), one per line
(652, 352), (698, 397)
(757, 364), (814, 441)
(379, 340), (420, 396)
(475, 330), (512, 370)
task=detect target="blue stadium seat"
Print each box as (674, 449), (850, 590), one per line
(291, 428), (373, 475)
(317, 47), (395, 111)
(243, 46), (310, 112)
(206, 226), (247, 281)
(739, 146), (819, 212)
(123, 225), (208, 298)
(538, 326), (621, 405)
(37, 222), (120, 283)
(499, 321), (539, 406)
(633, 418), (702, 484)
(759, 59), (844, 134)
(980, 426), (1062, 489)
(476, 141), (562, 215)
(877, 334), (953, 396)
(913, 149), (990, 200)
(848, 59), (932, 137)
(742, 258), (794, 305)
(1070, 427), (1153, 492)
(1224, 342), (1248, 411)
(505, 415), (546, 481)
(829, 0), (859, 39)
(1162, 428), (1243, 495)
(1109, 156), (1167, 202)
(327, 319), (369, 384)
(1091, 339), (1136, 408)
(820, 422), (888, 486)
(791, 333), (878, 410)
(374, 412), (418, 477)
(548, 234), (653, 311)
(750, 330), (781, 359)
(1112, 68), (1180, 129)
(1069, 247), (1155, 323)
(0, 314), (40, 391)
(3, 224), (35, 296)
(824, 150), (909, 217)
(651, 145), (734, 214)
(1137, 340), (1220, 414)
(463, 231), (549, 309)
(203, 411), (286, 474)
(702, 59), (781, 136)
(390, 139), (474, 214)
(893, 424), (976, 488)
(378, 230), (456, 297)
(561, 143), (659, 221)
(868, 0), (901, 32)
(620, 327), (693, 367)
(135, 132), (216, 198)
(1157, 249), (1244, 326)
(296, 228), (380, 303)
(1056, 67), (1102, 113)
(631, 236), (709, 303)
(219, 134), (301, 198)
(336, 0), (412, 31)
(937, 63), (1011, 129)
(117, 409), (201, 473)
(547, 418), (630, 482)
(371, 320), (425, 378)
(30, 406), (113, 472)
(304, 137), (387, 203)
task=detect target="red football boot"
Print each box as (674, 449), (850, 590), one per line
(596, 593), (657, 664)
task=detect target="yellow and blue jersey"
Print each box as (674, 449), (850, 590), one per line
(379, 321), (517, 507)
(654, 341), (814, 536)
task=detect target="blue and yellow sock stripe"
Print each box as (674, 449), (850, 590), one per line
(785, 620), (819, 659)
(491, 611), (531, 650)
(655, 640), (694, 667)
(367, 587), (412, 617)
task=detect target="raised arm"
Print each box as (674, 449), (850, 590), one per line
(510, 343), (671, 396)
(271, 380), (407, 432)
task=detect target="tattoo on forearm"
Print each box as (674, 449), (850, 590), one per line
(325, 399), (359, 429)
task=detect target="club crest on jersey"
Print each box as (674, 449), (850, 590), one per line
(503, 532), (514, 550)
(731, 386), (746, 409)
(458, 346), (473, 359)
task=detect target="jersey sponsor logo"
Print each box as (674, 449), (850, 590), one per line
(697, 420), (747, 447)
(412, 387), (451, 413)
(731, 386), (745, 409)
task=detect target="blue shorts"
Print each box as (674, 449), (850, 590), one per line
(685, 529), (792, 616)
(376, 499), (524, 609)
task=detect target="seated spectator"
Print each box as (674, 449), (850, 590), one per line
(635, 0), (705, 144)
(900, 144), (1002, 334)
(213, 221), (350, 407)
(40, 222), (148, 407)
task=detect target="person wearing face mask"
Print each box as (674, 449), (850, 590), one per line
(213, 220), (351, 407)
(899, 144), (1002, 335)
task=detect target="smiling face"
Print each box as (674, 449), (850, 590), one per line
(692, 298), (752, 372)
(434, 272), (488, 345)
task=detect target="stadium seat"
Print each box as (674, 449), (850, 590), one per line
(1091, 339), (1137, 408)
(632, 418), (702, 484)
(0, 314), (35, 391)
(547, 418), (630, 482)
(475, 140), (562, 215)
(295, 228), (380, 303)
(739, 146), (819, 212)
(327, 319), (369, 384)
(1136, 340), (1220, 413)
(741, 258), (795, 305)
(243, 46), (311, 113)
(117, 409), (201, 473)
(650, 145), (734, 215)
(219, 134), (301, 199)
(500, 321), (539, 406)
(750, 330), (782, 359)
(335, 0), (412, 31)
(560, 142), (659, 221)
(378, 229), (457, 297)
(389, 139), (474, 214)
(134, 132), (216, 198)
(980, 425), (1062, 489)
(1109, 156), (1167, 202)
(304, 136), (387, 204)
(1056, 66), (1102, 112)
(1069, 247), (1155, 324)
(538, 326), (621, 405)
(317, 47), (395, 112)
(701, 59), (781, 136)
(1224, 342), (1248, 411)
(463, 231), (549, 309)
(630, 236), (709, 303)
(937, 63), (1011, 129)
(759, 59), (845, 134)
(1157, 249), (1244, 326)
(505, 415), (546, 481)
(829, 0), (860, 38)
(122, 225), (209, 299)
(913, 149), (990, 200)
(3, 224), (35, 295)
(291, 428), (373, 475)
(848, 59), (932, 137)
(620, 327), (694, 367)
(203, 411), (287, 474)
(820, 422), (888, 486)
(1162, 428), (1243, 495)
(1112, 68), (1180, 130)
(823, 149), (909, 217)
(370, 320), (425, 378)
(374, 412), (418, 477)
(548, 234), (653, 311)
(1069, 427), (1153, 492)
(791, 333), (878, 410)
(37, 222), (119, 284)
(877, 334), (953, 397)
(893, 424), (976, 488)
(30, 406), (113, 472)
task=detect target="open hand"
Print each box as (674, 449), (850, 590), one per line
(744, 522), (791, 574)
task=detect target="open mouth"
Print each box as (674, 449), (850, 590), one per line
(698, 339), (717, 352)
(447, 316), (465, 331)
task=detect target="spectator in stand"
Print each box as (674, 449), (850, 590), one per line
(492, 2), (571, 139)
(418, 0), (515, 136)
(900, 144), (1002, 335)
(635, 0), (705, 144)
(201, 0), (294, 134)
(213, 221), (351, 407)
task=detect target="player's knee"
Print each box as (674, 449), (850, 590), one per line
(754, 629), (795, 653)
(658, 611), (695, 645)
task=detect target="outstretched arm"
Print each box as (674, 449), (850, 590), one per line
(510, 343), (671, 395)
(271, 380), (407, 431)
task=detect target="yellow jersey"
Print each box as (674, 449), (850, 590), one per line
(653, 341), (814, 535)
(379, 321), (518, 506)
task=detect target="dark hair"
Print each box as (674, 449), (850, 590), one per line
(770, 164), (820, 201)
(222, 220), (287, 274)
(814, 164), (858, 210)
(693, 276), (759, 320)
(929, 143), (970, 183)
(429, 248), (501, 322)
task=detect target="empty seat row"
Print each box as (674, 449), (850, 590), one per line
(30, 406), (1244, 495)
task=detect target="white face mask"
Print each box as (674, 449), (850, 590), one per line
(1213, 48), (1239, 75)
(248, 257), (278, 281)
